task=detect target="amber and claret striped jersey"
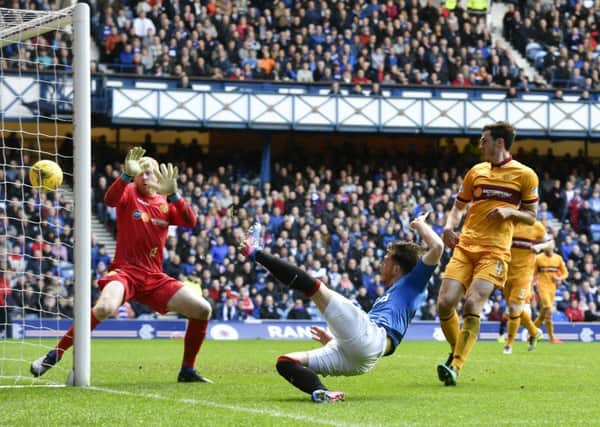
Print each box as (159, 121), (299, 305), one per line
(508, 221), (547, 281)
(456, 156), (539, 251)
(534, 252), (568, 290)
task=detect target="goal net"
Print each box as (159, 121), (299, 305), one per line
(0, 4), (90, 387)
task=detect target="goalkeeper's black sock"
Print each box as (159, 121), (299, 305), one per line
(255, 252), (320, 297)
(276, 356), (326, 395)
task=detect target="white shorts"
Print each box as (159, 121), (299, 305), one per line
(307, 292), (388, 377)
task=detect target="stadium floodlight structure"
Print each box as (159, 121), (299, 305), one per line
(0, 4), (90, 387)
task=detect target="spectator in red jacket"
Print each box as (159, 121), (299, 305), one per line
(565, 299), (585, 322)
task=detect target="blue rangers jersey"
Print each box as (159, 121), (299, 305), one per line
(368, 259), (436, 355)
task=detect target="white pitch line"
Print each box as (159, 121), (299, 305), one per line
(0, 384), (65, 389)
(88, 386), (361, 427)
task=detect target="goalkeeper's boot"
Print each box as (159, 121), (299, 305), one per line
(30, 350), (60, 377)
(528, 329), (543, 351)
(436, 363), (458, 386)
(240, 223), (263, 260)
(177, 366), (213, 383)
(311, 389), (345, 403)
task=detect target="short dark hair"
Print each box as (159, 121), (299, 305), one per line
(387, 241), (423, 275)
(483, 121), (516, 150)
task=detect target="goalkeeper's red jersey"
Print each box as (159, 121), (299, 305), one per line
(104, 177), (197, 273)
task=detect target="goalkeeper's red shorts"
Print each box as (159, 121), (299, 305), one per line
(98, 265), (183, 314)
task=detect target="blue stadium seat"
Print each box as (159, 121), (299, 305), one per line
(552, 311), (569, 322)
(591, 224), (600, 242)
(526, 42), (544, 61)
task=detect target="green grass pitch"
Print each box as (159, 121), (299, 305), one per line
(1, 339), (600, 426)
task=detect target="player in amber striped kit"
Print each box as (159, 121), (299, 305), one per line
(436, 122), (539, 386)
(502, 221), (551, 354)
(533, 241), (568, 344)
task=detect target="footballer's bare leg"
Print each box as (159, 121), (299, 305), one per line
(93, 280), (126, 320)
(167, 286), (212, 320)
(168, 286), (213, 383)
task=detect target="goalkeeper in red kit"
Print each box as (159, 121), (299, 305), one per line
(31, 147), (213, 383)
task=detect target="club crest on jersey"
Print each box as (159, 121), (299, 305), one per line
(160, 203), (169, 213)
(132, 210), (149, 222)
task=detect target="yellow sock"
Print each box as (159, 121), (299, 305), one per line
(506, 315), (520, 346)
(452, 314), (480, 371)
(440, 310), (460, 352)
(545, 320), (554, 341)
(520, 311), (538, 336)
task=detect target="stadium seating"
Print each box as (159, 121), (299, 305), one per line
(1, 0), (532, 89)
(508, 0), (600, 90)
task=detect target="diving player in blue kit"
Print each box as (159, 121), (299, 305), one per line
(239, 212), (443, 402)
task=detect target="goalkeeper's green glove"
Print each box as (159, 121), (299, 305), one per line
(149, 163), (179, 196)
(123, 146), (146, 177)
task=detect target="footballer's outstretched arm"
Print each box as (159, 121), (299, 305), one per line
(411, 212), (444, 266)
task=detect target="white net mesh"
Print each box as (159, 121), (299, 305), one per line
(0, 5), (76, 386)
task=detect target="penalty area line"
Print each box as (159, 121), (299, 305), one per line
(88, 386), (358, 427)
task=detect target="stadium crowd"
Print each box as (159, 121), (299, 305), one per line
(2, 0), (567, 91)
(89, 0), (518, 88)
(504, 0), (600, 90)
(0, 136), (599, 325)
(85, 139), (598, 323)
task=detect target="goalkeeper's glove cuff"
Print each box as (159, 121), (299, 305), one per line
(120, 172), (134, 183)
(167, 192), (181, 203)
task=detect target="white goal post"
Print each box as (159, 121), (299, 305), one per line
(0, 3), (90, 387)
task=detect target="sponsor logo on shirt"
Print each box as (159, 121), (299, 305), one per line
(483, 188), (513, 199)
(150, 218), (169, 227)
(473, 184), (520, 205)
(538, 266), (559, 273)
(511, 238), (534, 249)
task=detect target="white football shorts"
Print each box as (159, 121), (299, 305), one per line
(307, 292), (388, 376)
